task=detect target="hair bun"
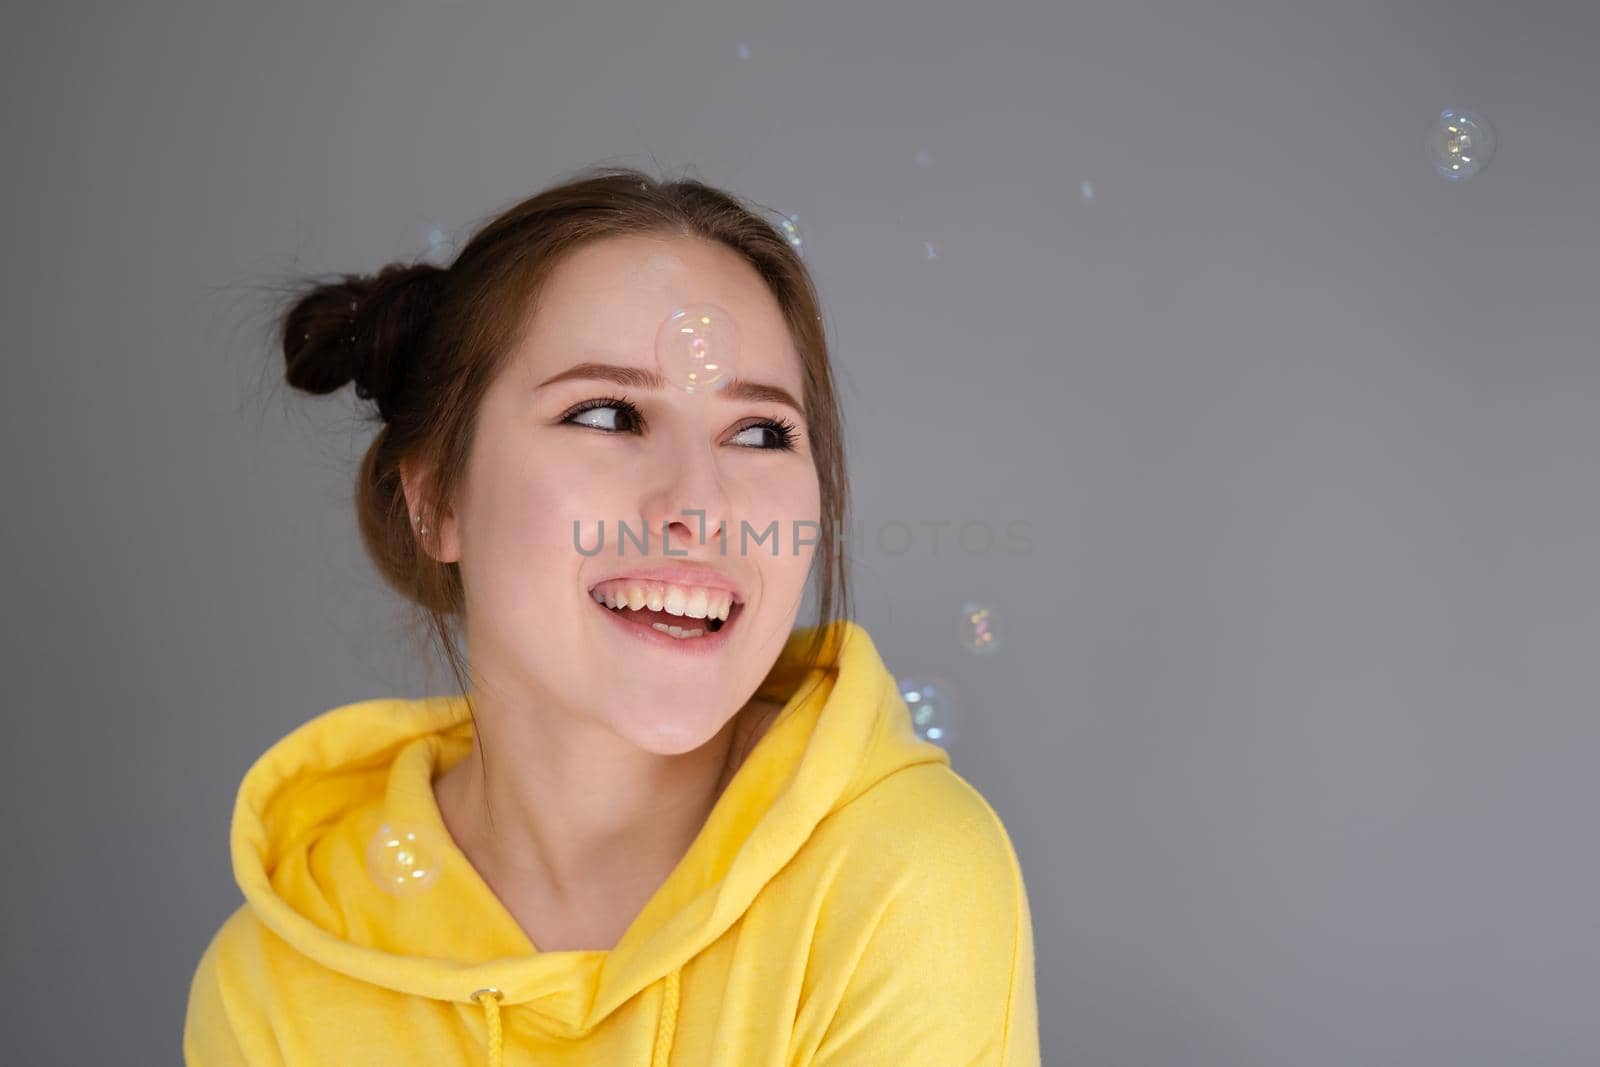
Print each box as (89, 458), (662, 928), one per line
(283, 262), (448, 421)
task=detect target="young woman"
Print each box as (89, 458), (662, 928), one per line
(184, 167), (1040, 1065)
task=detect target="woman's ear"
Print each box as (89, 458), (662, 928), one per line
(399, 456), (461, 564)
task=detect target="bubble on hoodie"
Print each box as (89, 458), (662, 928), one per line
(656, 304), (738, 394)
(898, 674), (959, 747)
(365, 820), (445, 895)
(958, 601), (1002, 655)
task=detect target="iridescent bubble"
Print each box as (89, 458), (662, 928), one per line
(365, 820), (445, 896)
(656, 304), (739, 394)
(898, 675), (960, 746)
(958, 601), (1002, 655)
(772, 212), (805, 257)
(418, 222), (452, 264)
(1425, 108), (1494, 181)
(923, 240), (940, 261)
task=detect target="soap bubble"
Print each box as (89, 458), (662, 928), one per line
(898, 674), (960, 746)
(772, 212), (805, 257)
(959, 601), (1003, 655)
(425, 226), (449, 258)
(737, 43), (750, 60)
(1080, 180), (1094, 202)
(417, 222), (453, 264)
(1425, 109), (1494, 181)
(656, 304), (739, 394)
(366, 820), (445, 895)
(923, 241), (940, 261)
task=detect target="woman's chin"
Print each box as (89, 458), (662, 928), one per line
(601, 698), (738, 757)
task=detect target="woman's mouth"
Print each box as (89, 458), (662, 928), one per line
(588, 580), (744, 647)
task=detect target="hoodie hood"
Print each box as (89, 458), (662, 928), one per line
(229, 619), (950, 1066)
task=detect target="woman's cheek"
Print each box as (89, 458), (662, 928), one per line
(521, 470), (623, 552)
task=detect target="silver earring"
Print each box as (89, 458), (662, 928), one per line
(414, 511), (429, 537)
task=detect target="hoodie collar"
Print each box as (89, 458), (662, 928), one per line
(230, 619), (949, 1042)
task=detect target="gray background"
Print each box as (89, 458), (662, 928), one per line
(4, 1), (1597, 1063)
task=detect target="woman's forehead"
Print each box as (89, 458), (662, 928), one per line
(519, 236), (801, 387)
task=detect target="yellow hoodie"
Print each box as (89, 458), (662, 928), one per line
(184, 620), (1040, 1065)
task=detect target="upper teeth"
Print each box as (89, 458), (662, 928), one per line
(590, 580), (737, 621)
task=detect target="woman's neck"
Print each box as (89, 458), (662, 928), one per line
(431, 697), (781, 938)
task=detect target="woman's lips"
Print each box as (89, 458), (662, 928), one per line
(590, 595), (744, 654)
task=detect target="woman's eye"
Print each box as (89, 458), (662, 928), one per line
(562, 399), (796, 451)
(731, 424), (786, 449)
(566, 404), (639, 433)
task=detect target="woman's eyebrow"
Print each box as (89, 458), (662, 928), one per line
(536, 361), (804, 416)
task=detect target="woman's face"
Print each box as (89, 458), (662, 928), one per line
(424, 234), (821, 754)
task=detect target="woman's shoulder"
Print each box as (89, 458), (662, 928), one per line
(778, 762), (1039, 1063)
(187, 900), (291, 1002)
(805, 760), (1028, 907)
(184, 903), (275, 1061)
(188, 892), (338, 1009)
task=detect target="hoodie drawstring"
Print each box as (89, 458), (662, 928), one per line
(472, 988), (503, 1067)
(469, 969), (679, 1067)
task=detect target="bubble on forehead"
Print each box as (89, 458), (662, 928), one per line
(656, 304), (740, 394)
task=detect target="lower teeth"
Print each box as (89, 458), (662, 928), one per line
(597, 598), (729, 639)
(651, 622), (705, 639)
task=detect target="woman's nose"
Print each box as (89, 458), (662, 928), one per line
(637, 457), (732, 554)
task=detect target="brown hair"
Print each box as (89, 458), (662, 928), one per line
(272, 164), (852, 716)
